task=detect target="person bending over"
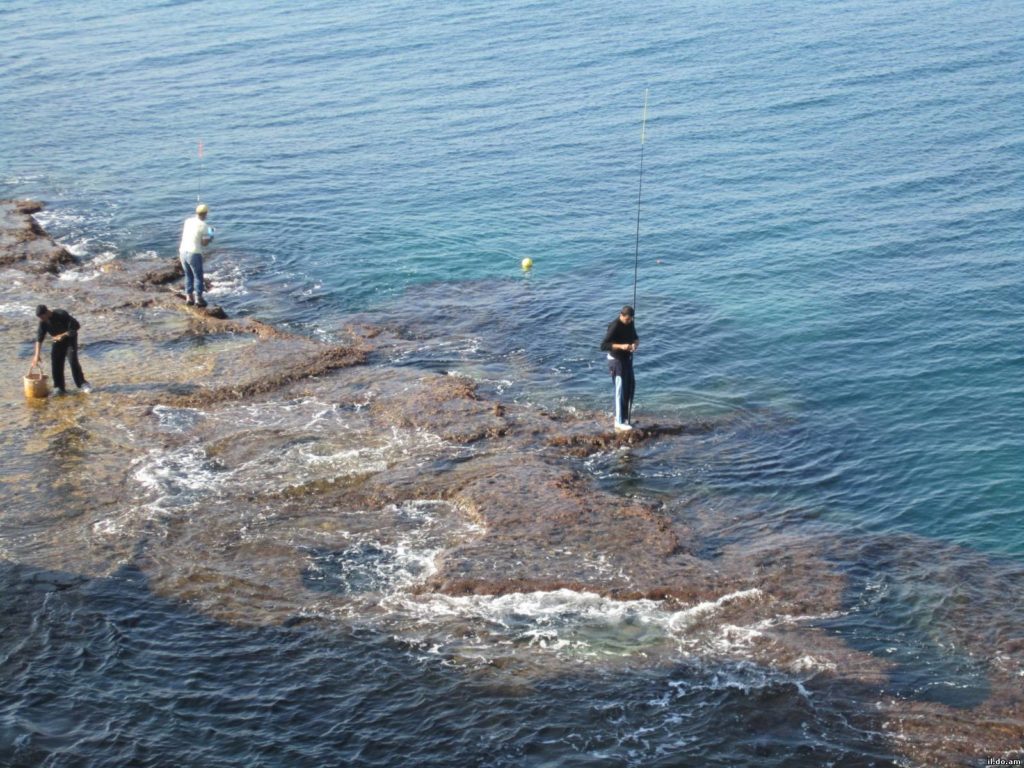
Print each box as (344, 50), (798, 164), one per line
(32, 304), (91, 395)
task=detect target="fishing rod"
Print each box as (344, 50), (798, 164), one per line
(197, 139), (204, 202)
(632, 89), (648, 310)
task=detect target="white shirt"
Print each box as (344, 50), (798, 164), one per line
(179, 215), (213, 256)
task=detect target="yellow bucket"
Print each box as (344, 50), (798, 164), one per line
(24, 365), (50, 399)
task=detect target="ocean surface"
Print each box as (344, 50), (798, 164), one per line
(2, 0), (1023, 765)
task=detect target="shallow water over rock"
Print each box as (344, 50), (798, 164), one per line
(3, 202), (1024, 766)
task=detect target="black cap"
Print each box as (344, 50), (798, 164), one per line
(35, 304), (49, 318)
(620, 305), (635, 317)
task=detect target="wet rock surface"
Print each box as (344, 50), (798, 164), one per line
(2, 201), (1023, 766)
(0, 199), (78, 273)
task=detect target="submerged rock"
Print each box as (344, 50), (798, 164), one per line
(0, 198), (78, 272)
(2, 200), (1023, 766)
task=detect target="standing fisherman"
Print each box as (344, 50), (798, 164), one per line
(179, 203), (214, 307)
(31, 305), (92, 395)
(603, 91), (649, 433)
(601, 305), (639, 431)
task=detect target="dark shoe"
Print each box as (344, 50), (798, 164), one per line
(196, 298), (207, 308)
(186, 295), (195, 305)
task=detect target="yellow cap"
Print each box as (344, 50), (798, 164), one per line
(196, 203), (209, 215)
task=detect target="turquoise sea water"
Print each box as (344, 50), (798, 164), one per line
(3, 1), (1024, 765)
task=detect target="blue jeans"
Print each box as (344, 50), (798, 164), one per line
(608, 355), (635, 425)
(180, 251), (204, 299)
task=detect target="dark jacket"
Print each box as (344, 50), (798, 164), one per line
(37, 309), (80, 343)
(600, 318), (638, 361)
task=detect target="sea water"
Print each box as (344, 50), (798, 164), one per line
(2, 0), (1023, 765)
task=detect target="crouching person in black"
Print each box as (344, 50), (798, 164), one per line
(32, 305), (91, 395)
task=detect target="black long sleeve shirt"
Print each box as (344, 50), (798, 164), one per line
(600, 318), (639, 361)
(36, 309), (80, 343)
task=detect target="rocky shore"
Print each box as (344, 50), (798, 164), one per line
(2, 200), (1022, 765)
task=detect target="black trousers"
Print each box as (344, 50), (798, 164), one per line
(51, 335), (85, 390)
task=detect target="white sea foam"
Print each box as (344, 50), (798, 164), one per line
(285, 442), (390, 476)
(152, 404), (206, 433)
(206, 262), (247, 298)
(91, 511), (137, 538)
(665, 588), (764, 632)
(64, 238), (92, 258)
(33, 208), (88, 232)
(201, 400), (452, 480)
(133, 407), (454, 510)
(58, 267), (99, 282)
(31, 204), (126, 270)
(204, 397), (347, 432)
(381, 586), (778, 665)
(56, 247), (119, 281)
(441, 336), (482, 356)
(310, 326), (335, 343)
(228, 426), (447, 491)
(0, 303), (35, 317)
(388, 336), (483, 365)
(132, 445), (227, 512)
(300, 500), (481, 599)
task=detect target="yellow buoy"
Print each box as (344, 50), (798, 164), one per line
(521, 257), (533, 270)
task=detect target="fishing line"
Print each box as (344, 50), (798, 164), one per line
(632, 89), (648, 310)
(197, 139), (204, 202)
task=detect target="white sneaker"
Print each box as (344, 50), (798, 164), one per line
(614, 422), (633, 432)
(80, 382), (93, 393)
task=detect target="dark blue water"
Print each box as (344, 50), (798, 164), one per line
(3, 0), (1024, 764)
(4, 563), (907, 768)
